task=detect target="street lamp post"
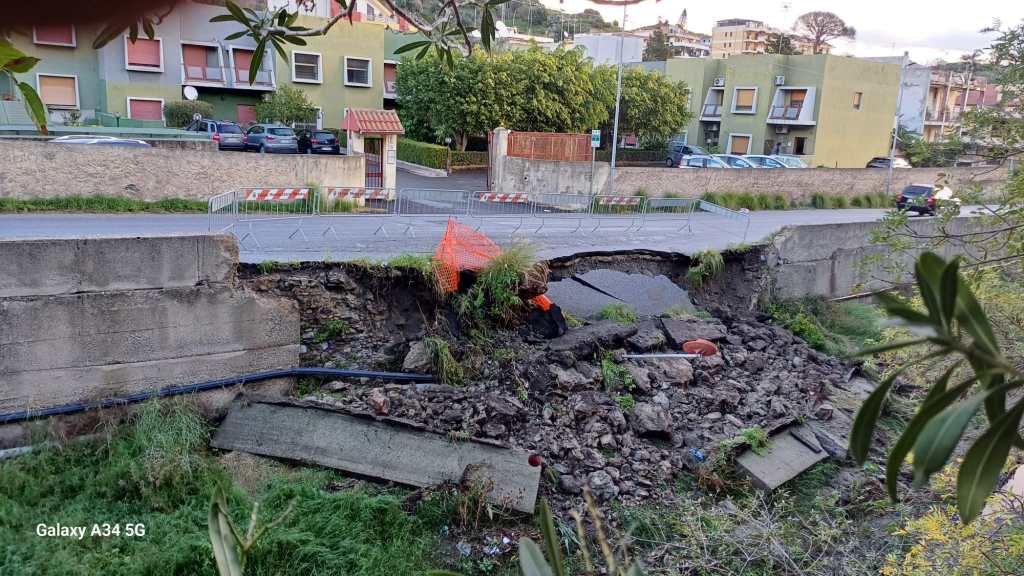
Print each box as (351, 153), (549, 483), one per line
(608, 1), (628, 196)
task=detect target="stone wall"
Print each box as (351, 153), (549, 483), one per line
(494, 156), (610, 195)
(768, 217), (995, 299)
(613, 166), (1009, 203)
(0, 139), (365, 201)
(0, 234), (300, 448)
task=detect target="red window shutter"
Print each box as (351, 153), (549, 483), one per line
(233, 49), (253, 82)
(183, 45), (208, 80)
(127, 38), (161, 68)
(236, 104), (257, 125)
(34, 25), (74, 45)
(129, 99), (163, 120)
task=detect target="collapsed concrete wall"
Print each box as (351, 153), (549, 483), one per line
(768, 217), (994, 299)
(0, 140), (365, 201)
(0, 235), (300, 446)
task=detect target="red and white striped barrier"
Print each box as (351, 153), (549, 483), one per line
(597, 196), (642, 206)
(475, 192), (531, 204)
(324, 187), (391, 201)
(243, 188), (309, 202)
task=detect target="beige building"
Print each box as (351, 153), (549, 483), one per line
(711, 18), (828, 59)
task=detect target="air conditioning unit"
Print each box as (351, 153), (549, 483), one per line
(775, 75), (786, 86)
(775, 125), (790, 134)
(712, 77), (726, 87)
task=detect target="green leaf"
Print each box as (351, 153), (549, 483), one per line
(939, 258), (959, 329)
(875, 292), (932, 326)
(425, 572), (464, 576)
(955, 278), (999, 356)
(957, 399), (1024, 523)
(854, 338), (929, 359)
(128, 22), (139, 43)
(282, 36), (308, 46)
(225, 0), (248, 23)
(885, 361), (968, 500)
(395, 40), (433, 55)
(209, 14), (239, 23)
(224, 31), (248, 41)
(268, 37), (287, 64)
(518, 538), (555, 576)
(850, 353), (943, 463)
(247, 39), (267, 86)
(914, 252), (946, 327)
(142, 18), (156, 40)
(4, 56), (40, 74)
(538, 500), (565, 576)
(0, 40), (23, 67)
(208, 489), (244, 576)
(92, 22), (127, 49)
(277, 8), (288, 27)
(16, 82), (48, 135)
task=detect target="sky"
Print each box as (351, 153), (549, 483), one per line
(537, 0), (1024, 63)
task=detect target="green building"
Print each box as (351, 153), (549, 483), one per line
(662, 54), (901, 168)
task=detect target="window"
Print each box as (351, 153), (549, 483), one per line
(853, 91), (863, 110)
(182, 44), (222, 83)
(727, 133), (752, 155)
(383, 61), (398, 96)
(345, 57), (371, 87)
(33, 25), (76, 47)
(731, 87), (757, 113)
(127, 97), (163, 121)
(291, 51), (322, 83)
(37, 74), (78, 109)
(124, 36), (163, 72)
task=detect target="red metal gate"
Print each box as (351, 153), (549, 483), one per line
(365, 138), (383, 188)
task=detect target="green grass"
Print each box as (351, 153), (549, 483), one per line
(0, 401), (448, 575)
(767, 299), (886, 356)
(615, 393), (636, 411)
(601, 353), (635, 391)
(563, 311), (584, 329)
(454, 244), (536, 333)
(698, 191), (889, 211)
(599, 303), (637, 324)
(385, 254), (435, 277)
(424, 336), (464, 386)
(313, 319), (350, 343)
(685, 249), (725, 287)
(0, 196), (209, 213)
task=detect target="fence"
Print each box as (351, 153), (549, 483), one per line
(208, 188), (751, 248)
(507, 131), (592, 162)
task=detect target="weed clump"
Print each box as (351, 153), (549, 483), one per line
(424, 336), (464, 386)
(599, 303), (637, 324)
(454, 244), (536, 334)
(601, 353), (635, 391)
(686, 249), (725, 286)
(313, 319), (349, 343)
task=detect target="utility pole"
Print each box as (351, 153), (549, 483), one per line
(886, 52), (908, 196)
(609, 1), (627, 196)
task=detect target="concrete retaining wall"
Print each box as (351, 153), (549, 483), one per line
(613, 166), (1008, 203)
(0, 140), (365, 201)
(494, 156), (611, 195)
(768, 217), (994, 299)
(0, 234), (300, 447)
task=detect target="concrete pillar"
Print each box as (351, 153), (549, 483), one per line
(490, 127), (510, 192)
(383, 133), (397, 195)
(348, 130), (364, 155)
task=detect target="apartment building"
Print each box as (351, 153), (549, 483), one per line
(3, 0), (405, 128)
(664, 54), (900, 167)
(711, 19), (826, 59)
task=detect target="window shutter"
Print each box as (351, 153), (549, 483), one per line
(730, 135), (751, 155)
(34, 25), (74, 45)
(38, 76), (77, 107)
(294, 53), (320, 81)
(127, 38), (161, 68)
(233, 49), (253, 82)
(129, 99), (163, 120)
(735, 89), (755, 109)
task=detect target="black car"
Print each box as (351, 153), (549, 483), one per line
(297, 129), (341, 154)
(896, 184), (960, 215)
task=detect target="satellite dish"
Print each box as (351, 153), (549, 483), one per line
(183, 86), (199, 101)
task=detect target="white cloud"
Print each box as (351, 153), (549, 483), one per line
(539, 0), (1022, 62)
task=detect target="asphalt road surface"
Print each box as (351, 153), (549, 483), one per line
(0, 207), (930, 263)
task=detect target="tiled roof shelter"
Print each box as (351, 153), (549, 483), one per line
(341, 108), (405, 135)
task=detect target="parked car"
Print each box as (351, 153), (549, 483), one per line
(713, 154), (756, 168)
(772, 155), (809, 168)
(896, 184), (961, 215)
(667, 142), (709, 167)
(48, 134), (151, 147)
(680, 156), (730, 169)
(244, 124), (298, 153)
(184, 118), (245, 151)
(743, 155), (788, 168)
(297, 129), (341, 154)
(867, 156), (911, 169)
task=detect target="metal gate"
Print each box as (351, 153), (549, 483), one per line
(365, 138), (383, 188)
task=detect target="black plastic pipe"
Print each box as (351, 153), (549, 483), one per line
(0, 367), (434, 425)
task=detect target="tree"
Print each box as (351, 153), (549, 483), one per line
(255, 85), (316, 127)
(765, 32), (801, 55)
(642, 28), (672, 61)
(0, 40), (47, 133)
(594, 65), (691, 146)
(794, 11), (855, 54)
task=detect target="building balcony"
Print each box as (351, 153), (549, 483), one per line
(181, 64), (275, 91)
(701, 104), (722, 119)
(769, 105), (803, 121)
(924, 109), (961, 124)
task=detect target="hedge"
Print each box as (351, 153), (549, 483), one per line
(397, 138), (449, 170)
(163, 100), (215, 128)
(595, 148), (667, 163)
(450, 150), (488, 167)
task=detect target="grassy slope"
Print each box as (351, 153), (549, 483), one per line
(0, 197), (208, 213)
(0, 401), (447, 575)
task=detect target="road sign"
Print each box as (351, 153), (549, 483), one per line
(591, 130), (600, 148)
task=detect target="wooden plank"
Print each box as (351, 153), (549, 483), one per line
(734, 425), (829, 491)
(211, 399), (540, 513)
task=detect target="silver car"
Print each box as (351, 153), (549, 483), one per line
(772, 155), (809, 168)
(713, 154), (757, 168)
(744, 155), (788, 168)
(244, 124), (298, 154)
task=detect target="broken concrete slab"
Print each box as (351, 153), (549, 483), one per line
(735, 424), (829, 491)
(547, 320), (638, 358)
(210, 398), (540, 513)
(661, 318), (729, 348)
(627, 320), (667, 352)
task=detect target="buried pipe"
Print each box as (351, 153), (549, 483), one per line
(0, 367), (434, 425)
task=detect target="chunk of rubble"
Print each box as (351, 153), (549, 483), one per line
(735, 424), (829, 491)
(661, 318), (729, 348)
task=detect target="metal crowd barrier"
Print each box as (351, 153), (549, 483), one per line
(208, 190), (237, 234)
(590, 194), (647, 232)
(468, 192), (534, 233)
(320, 187), (396, 238)
(395, 189), (471, 236)
(236, 186), (315, 248)
(643, 197), (698, 233)
(696, 199), (752, 242)
(531, 193), (593, 234)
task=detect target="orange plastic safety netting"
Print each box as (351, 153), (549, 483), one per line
(433, 218), (503, 293)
